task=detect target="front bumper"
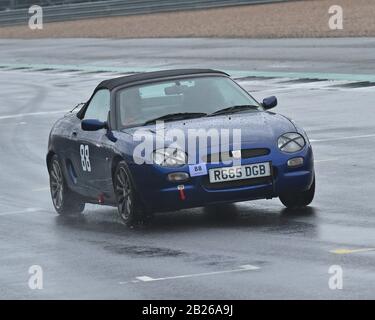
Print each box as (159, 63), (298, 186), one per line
(130, 145), (314, 212)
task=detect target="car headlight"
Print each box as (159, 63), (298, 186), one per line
(278, 132), (306, 153)
(153, 148), (187, 167)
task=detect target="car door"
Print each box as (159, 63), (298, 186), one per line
(72, 89), (114, 198)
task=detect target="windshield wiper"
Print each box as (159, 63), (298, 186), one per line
(143, 112), (207, 125)
(208, 104), (259, 116)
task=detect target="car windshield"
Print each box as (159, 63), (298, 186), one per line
(116, 75), (261, 128)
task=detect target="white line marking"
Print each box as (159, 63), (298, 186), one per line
(314, 158), (338, 163)
(120, 264), (259, 284)
(0, 110), (68, 120)
(311, 134), (375, 143)
(0, 208), (42, 216)
(136, 276), (155, 282)
(331, 248), (375, 254)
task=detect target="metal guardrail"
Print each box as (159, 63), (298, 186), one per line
(0, 1), (103, 11)
(0, 0), (293, 26)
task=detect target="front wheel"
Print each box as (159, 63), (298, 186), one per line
(279, 176), (315, 208)
(114, 161), (146, 226)
(49, 154), (85, 215)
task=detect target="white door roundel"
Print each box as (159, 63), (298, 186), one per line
(80, 144), (91, 172)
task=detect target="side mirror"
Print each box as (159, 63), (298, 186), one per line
(262, 96), (277, 110)
(81, 119), (107, 131)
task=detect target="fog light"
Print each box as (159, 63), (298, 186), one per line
(167, 172), (189, 182)
(287, 157), (304, 168)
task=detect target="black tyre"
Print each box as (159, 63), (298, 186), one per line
(114, 161), (145, 226)
(49, 154), (85, 215)
(279, 176), (315, 208)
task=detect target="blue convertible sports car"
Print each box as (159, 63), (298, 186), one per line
(47, 69), (315, 226)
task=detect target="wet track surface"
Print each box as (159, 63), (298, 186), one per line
(0, 38), (375, 74)
(0, 38), (375, 299)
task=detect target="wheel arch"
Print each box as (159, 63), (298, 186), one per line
(111, 155), (146, 206)
(46, 150), (56, 172)
(111, 155), (124, 181)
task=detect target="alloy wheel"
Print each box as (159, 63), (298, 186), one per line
(115, 167), (132, 220)
(50, 160), (64, 209)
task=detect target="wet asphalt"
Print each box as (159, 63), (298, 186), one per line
(0, 38), (374, 299)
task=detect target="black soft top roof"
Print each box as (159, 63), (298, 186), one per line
(95, 68), (229, 91)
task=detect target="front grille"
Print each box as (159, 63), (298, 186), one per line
(201, 176), (272, 190)
(203, 148), (270, 163)
(242, 148), (270, 158)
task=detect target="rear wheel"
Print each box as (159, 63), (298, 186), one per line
(279, 176), (315, 208)
(114, 161), (145, 226)
(49, 154), (85, 215)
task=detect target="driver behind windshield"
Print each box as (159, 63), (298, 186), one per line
(120, 87), (144, 126)
(118, 76), (259, 128)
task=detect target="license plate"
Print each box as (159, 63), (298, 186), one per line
(208, 162), (271, 183)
